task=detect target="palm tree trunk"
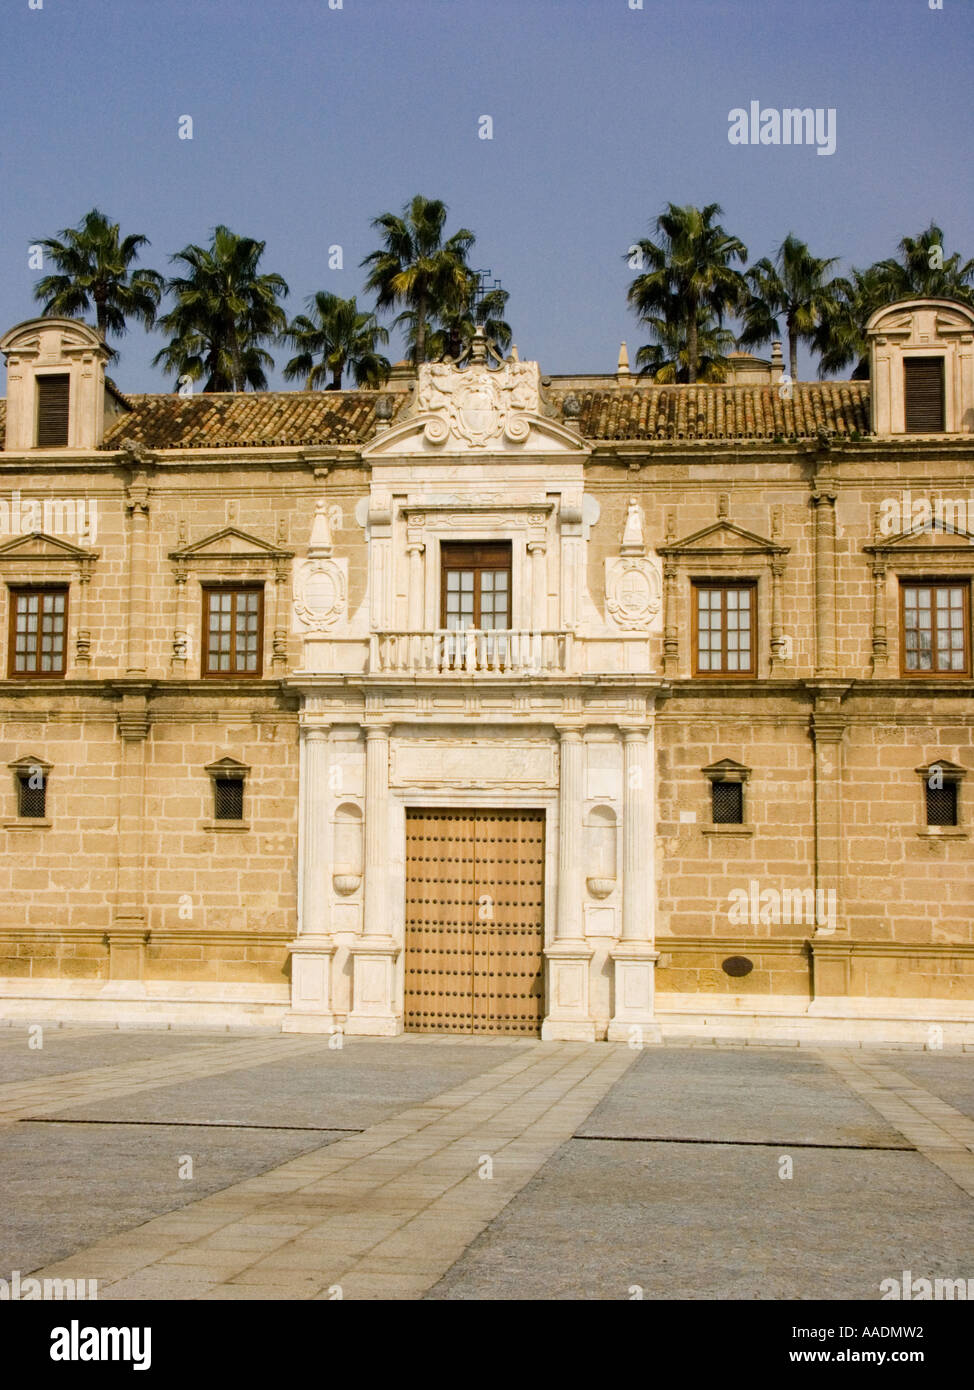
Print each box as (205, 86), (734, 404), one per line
(687, 311), (698, 386)
(415, 292), (427, 366)
(788, 316), (799, 382)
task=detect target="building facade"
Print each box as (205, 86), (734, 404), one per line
(0, 299), (972, 1042)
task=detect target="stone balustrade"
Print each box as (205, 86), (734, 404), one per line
(370, 628), (572, 675)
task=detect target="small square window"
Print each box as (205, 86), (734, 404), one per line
(712, 781), (744, 825)
(214, 777), (244, 821)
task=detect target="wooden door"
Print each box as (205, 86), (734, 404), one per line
(404, 808), (545, 1036)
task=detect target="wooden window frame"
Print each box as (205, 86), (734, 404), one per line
(439, 542), (512, 630)
(201, 584), (264, 679)
(691, 580), (757, 678)
(7, 586), (69, 678)
(899, 579), (971, 678)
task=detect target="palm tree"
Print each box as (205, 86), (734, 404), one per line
(283, 292), (390, 390)
(361, 196), (475, 365)
(872, 222), (974, 303)
(153, 226), (288, 391)
(32, 208), (164, 356)
(635, 299), (736, 382)
(627, 203), (748, 384)
(398, 277), (513, 362)
(738, 234), (844, 381)
(814, 224), (974, 379)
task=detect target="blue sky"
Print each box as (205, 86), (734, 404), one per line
(1, 0), (971, 391)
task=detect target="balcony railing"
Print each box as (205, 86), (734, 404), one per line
(370, 628), (571, 675)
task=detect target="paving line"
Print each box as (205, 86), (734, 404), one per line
(0, 1036), (331, 1126)
(30, 1041), (639, 1302)
(819, 1051), (974, 1199)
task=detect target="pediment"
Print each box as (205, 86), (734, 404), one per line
(0, 316), (107, 357)
(659, 521), (787, 556)
(0, 531), (97, 562)
(865, 519), (974, 553)
(702, 758), (750, 781)
(170, 527), (292, 561)
(866, 298), (974, 339)
(204, 755), (251, 777)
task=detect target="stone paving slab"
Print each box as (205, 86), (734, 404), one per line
(29, 1042), (637, 1301)
(0, 1120), (342, 1275)
(0, 1026), (243, 1083)
(878, 1054), (974, 1123)
(41, 1036), (528, 1132)
(575, 1046), (906, 1147)
(427, 1138), (974, 1300)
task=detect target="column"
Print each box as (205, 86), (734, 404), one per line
(171, 563), (188, 673)
(108, 694), (150, 988)
(608, 726), (661, 1042)
(870, 561), (888, 673)
(812, 483), (838, 677)
(542, 727), (596, 1040)
(124, 480), (150, 676)
(808, 704), (849, 1006)
(769, 558), (786, 672)
(283, 723), (338, 1032)
(272, 560), (288, 673)
(661, 559), (679, 675)
(347, 724), (401, 1034)
(74, 558), (92, 667)
(528, 538), (546, 632)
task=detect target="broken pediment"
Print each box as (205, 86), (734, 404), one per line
(659, 520), (787, 557)
(362, 332), (588, 459)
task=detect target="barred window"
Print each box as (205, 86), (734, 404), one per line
(202, 587), (263, 676)
(17, 771), (47, 819)
(693, 582), (756, 675)
(926, 781), (958, 828)
(9, 588), (68, 676)
(213, 777), (244, 821)
(712, 781), (744, 825)
(901, 582), (969, 675)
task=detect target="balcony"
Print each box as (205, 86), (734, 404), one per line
(370, 628), (572, 676)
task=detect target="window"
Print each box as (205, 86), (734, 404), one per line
(712, 781), (744, 824)
(901, 582), (970, 675)
(36, 374), (70, 447)
(8, 588), (68, 676)
(926, 780), (958, 827)
(213, 777), (244, 821)
(440, 542), (512, 666)
(202, 586), (263, 676)
(692, 582), (756, 675)
(904, 357), (945, 433)
(17, 770), (46, 818)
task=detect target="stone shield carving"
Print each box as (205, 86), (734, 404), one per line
(605, 557), (662, 630)
(415, 360), (541, 448)
(293, 558), (347, 630)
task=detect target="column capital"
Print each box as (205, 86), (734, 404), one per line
(301, 723), (331, 743)
(554, 724), (584, 741)
(619, 725), (651, 743)
(363, 722), (392, 741)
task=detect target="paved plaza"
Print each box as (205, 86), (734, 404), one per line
(2, 1025), (973, 1301)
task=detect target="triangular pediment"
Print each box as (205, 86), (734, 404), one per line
(170, 527), (291, 561)
(660, 521), (787, 556)
(866, 519), (974, 553)
(0, 531), (97, 562)
(204, 755), (251, 776)
(702, 757), (750, 781)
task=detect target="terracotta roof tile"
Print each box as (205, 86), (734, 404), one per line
(550, 382), (871, 440)
(0, 381), (872, 450)
(100, 390), (408, 449)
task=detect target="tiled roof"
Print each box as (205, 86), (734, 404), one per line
(101, 391), (409, 449)
(0, 381), (871, 449)
(550, 383), (871, 441)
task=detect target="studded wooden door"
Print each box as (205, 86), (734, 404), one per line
(404, 809), (545, 1036)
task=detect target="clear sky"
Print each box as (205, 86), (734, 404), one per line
(1, 0), (971, 392)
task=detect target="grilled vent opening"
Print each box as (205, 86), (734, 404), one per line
(712, 780), (744, 825)
(926, 781), (958, 827)
(214, 777), (244, 821)
(904, 357), (945, 433)
(17, 773), (47, 819)
(36, 374), (71, 447)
